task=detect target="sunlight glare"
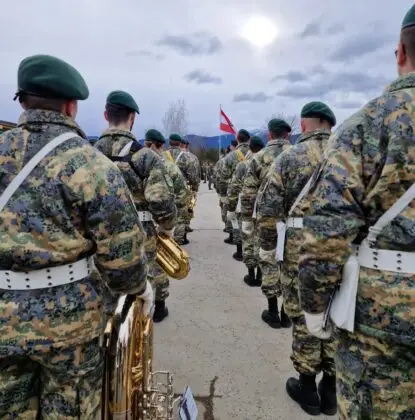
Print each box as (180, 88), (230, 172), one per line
(241, 16), (278, 48)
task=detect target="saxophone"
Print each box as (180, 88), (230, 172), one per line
(102, 296), (178, 420)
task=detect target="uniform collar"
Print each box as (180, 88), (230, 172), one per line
(99, 127), (136, 141)
(385, 72), (415, 93)
(18, 109), (86, 138)
(297, 129), (331, 144)
(267, 138), (287, 147)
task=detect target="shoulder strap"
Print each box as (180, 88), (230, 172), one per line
(175, 151), (185, 163)
(288, 175), (314, 216)
(0, 132), (78, 213)
(235, 149), (246, 162)
(118, 141), (133, 157)
(367, 183), (415, 243)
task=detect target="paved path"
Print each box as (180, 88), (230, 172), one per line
(154, 183), (333, 420)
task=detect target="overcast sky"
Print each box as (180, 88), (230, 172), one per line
(0, 0), (411, 137)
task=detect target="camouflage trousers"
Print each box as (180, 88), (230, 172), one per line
(144, 221), (169, 302)
(174, 208), (188, 243)
(260, 258), (281, 299)
(0, 278), (108, 419)
(241, 218), (259, 269)
(219, 198), (232, 231)
(336, 329), (415, 420)
(185, 191), (197, 227)
(232, 213), (242, 245)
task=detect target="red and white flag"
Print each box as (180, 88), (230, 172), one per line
(219, 107), (236, 135)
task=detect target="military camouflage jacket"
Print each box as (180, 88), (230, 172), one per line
(227, 151), (253, 212)
(167, 146), (199, 192)
(162, 150), (191, 209)
(216, 143), (250, 197)
(299, 73), (415, 346)
(256, 130), (330, 276)
(96, 129), (176, 230)
(187, 150), (201, 191)
(240, 139), (290, 219)
(0, 110), (147, 295)
(213, 156), (225, 192)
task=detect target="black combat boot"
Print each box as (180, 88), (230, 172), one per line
(256, 267), (262, 285)
(286, 374), (320, 416)
(177, 233), (189, 245)
(233, 243), (243, 261)
(224, 231), (234, 244)
(318, 374), (337, 415)
(261, 297), (281, 328)
(153, 300), (169, 323)
(243, 267), (256, 285)
(186, 226), (193, 233)
(280, 304), (292, 328)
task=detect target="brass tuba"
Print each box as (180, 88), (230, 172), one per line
(156, 233), (190, 280)
(102, 295), (178, 420)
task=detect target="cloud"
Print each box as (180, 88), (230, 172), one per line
(184, 69), (222, 85)
(330, 33), (395, 62)
(233, 92), (273, 103)
(326, 23), (345, 35)
(276, 71), (388, 99)
(271, 70), (308, 83)
(125, 50), (164, 61)
(300, 21), (321, 38)
(157, 32), (222, 56)
(336, 100), (365, 109)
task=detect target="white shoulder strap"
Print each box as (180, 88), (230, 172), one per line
(118, 141), (133, 157)
(288, 175), (314, 216)
(175, 151), (185, 163)
(367, 183), (415, 243)
(0, 132), (78, 213)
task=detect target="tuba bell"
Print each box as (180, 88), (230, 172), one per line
(102, 295), (178, 420)
(156, 233), (190, 280)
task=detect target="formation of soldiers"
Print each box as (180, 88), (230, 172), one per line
(0, 4), (414, 419)
(0, 56), (200, 417)
(213, 5), (415, 419)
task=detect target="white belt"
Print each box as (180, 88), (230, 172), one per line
(359, 241), (415, 274)
(286, 217), (303, 229)
(138, 211), (153, 222)
(0, 257), (93, 290)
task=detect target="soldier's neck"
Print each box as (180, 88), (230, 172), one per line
(108, 122), (131, 133)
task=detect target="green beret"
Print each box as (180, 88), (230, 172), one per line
(268, 118), (291, 133)
(106, 90), (139, 114)
(301, 101), (336, 126)
(402, 5), (415, 29)
(238, 129), (250, 139)
(16, 54), (89, 100)
(169, 133), (182, 142)
(145, 129), (165, 143)
(249, 135), (264, 149)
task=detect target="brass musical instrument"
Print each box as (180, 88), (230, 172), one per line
(156, 232), (190, 280)
(102, 296), (179, 420)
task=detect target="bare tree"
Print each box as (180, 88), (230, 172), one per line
(162, 99), (189, 137)
(262, 112), (300, 134)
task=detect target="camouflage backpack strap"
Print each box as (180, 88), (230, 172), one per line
(235, 149), (246, 162)
(0, 132), (78, 213)
(175, 151), (185, 163)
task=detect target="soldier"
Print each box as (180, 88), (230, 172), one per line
(298, 6), (415, 419)
(257, 103), (337, 415)
(183, 139), (201, 234)
(143, 129), (191, 320)
(166, 133), (199, 245)
(207, 163), (214, 190)
(95, 92), (176, 323)
(240, 119), (291, 329)
(228, 136), (264, 268)
(0, 55), (150, 419)
(217, 130), (251, 244)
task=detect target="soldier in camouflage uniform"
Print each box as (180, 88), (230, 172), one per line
(227, 136), (264, 265)
(257, 102), (337, 415)
(217, 130), (251, 245)
(0, 55), (149, 419)
(240, 119), (292, 329)
(298, 7), (415, 419)
(95, 92), (176, 323)
(167, 133), (198, 245)
(183, 139), (201, 234)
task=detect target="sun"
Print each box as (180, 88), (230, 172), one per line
(241, 16), (278, 48)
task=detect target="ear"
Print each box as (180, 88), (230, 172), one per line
(64, 100), (78, 119)
(397, 40), (407, 67)
(129, 112), (135, 130)
(104, 110), (109, 122)
(301, 119), (306, 133)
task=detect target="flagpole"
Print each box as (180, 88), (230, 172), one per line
(219, 104), (221, 160)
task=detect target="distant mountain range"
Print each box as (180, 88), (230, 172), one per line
(88, 131), (301, 148)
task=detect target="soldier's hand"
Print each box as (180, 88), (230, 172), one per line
(226, 211), (237, 222)
(259, 247), (277, 264)
(242, 220), (254, 235)
(158, 226), (174, 237)
(304, 312), (333, 339)
(139, 281), (155, 317)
